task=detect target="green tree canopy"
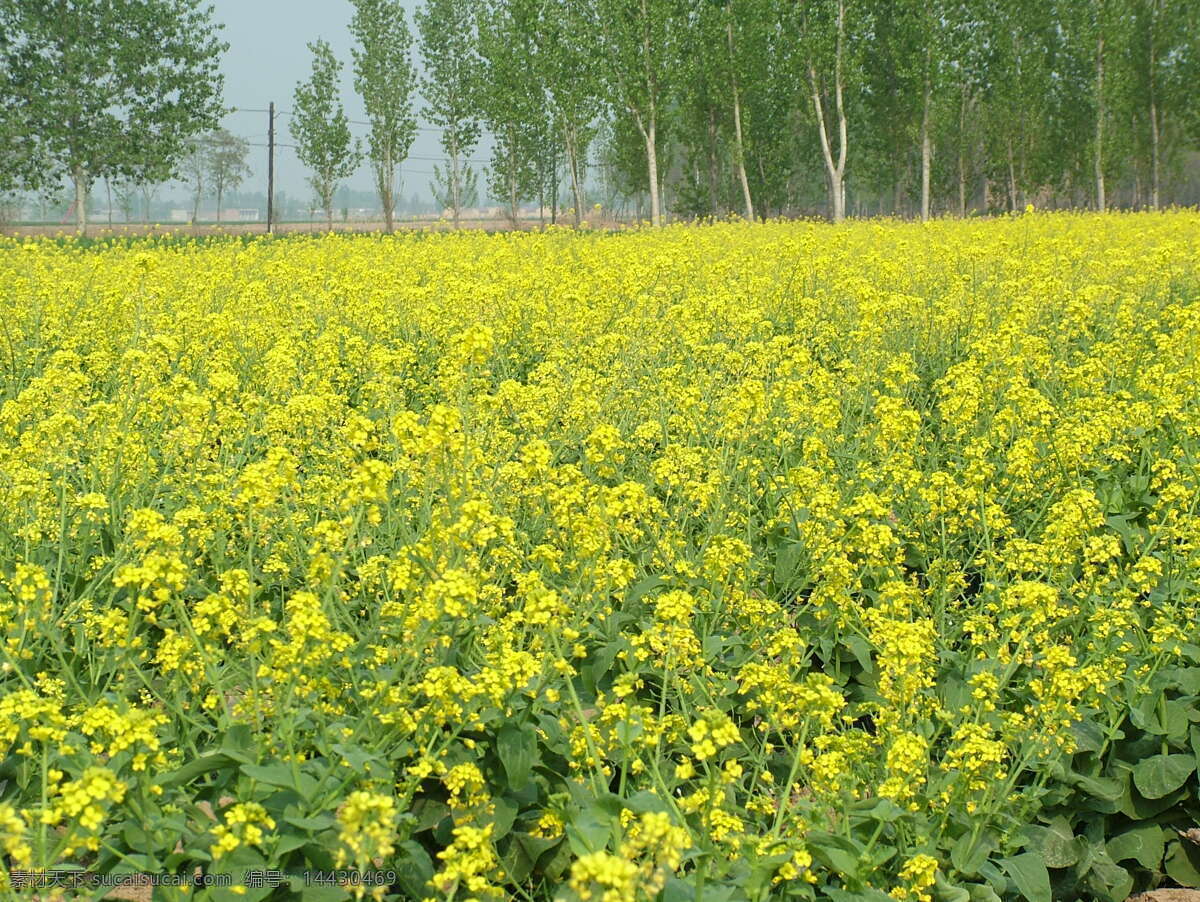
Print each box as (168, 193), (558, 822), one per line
(0, 0), (227, 233)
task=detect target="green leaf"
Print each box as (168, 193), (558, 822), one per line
(240, 762), (299, 789)
(566, 799), (618, 857)
(967, 885), (1002, 902)
(825, 890), (893, 902)
(497, 724), (536, 790)
(933, 874), (970, 902)
(807, 831), (862, 881)
(951, 832), (995, 877)
(219, 723), (257, 762)
(275, 833), (310, 855)
(624, 789), (670, 815)
(1084, 857), (1133, 902)
(492, 795), (518, 840)
(1132, 753), (1195, 799)
(1069, 719), (1105, 753)
(627, 575), (665, 603)
(515, 831), (561, 864)
(1166, 839), (1200, 887)
(849, 796), (905, 822)
(1000, 852), (1051, 902)
(159, 751), (240, 788)
(1106, 823), (1164, 870)
(841, 635), (875, 673)
(1040, 817), (1081, 868)
(1070, 772), (1124, 802)
(283, 813), (334, 831)
(1164, 699), (1191, 743)
(395, 840), (435, 899)
(773, 540), (805, 588)
(1158, 666), (1200, 695)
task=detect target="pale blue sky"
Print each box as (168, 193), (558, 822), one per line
(211, 0), (476, 203)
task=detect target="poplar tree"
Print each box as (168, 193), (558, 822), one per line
(591, 0), (683, 226)
(416, 0), (482, 228)
(291, 39), (362, 230)
(349, 0), (419, 233)
(207, 128), (250, 222)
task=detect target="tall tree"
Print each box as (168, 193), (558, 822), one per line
(911, 0), (950, 221)
(207, 128), (250, 222)
(591, 0), (683, 226)
(789, 0), (863, 222)
(476, 0), (541, 225)
(1129, 0), (1193, 209)
(416, 0), (482, 228)
(538, 0), (602, 225)
(291, 39), (362, 230)
(721, 0), (757, 220)
(349, 0), (419, 233)
(0, 0), (227, 234)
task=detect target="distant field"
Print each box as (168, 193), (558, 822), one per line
(1, 216), (626, 237)
(1, 214), (1199, 900)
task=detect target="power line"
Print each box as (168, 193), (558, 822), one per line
(229, 105), (449, 133)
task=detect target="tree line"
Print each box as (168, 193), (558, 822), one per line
(3, 0), (1199, 235)
(397, 0), (1199, 225)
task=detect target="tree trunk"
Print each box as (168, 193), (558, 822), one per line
(958, 84), (968, 217)
(920, 55), (932, 222)
(381, 149), (395, 233)
(106, 179), (113, 227)
(451, 136), (462, 229)
(510, 132), (520, 227)
(634, 0), (662, 227)
(1095, 31), (1106, 212)
(73, 165), (87, 235)
(565, 125), (584, 226)
(1007, 138), (1018, 212)
(550, 135), (559, 225)
(216, 184), (224, 223)
(706, 107), (721, 216)
(726, 16), (754, 221)
(1148, 2), (1160, 211)
(808, 0), (847, 223)
(757, 156), (769, 219)
(644, 119), (661, 227)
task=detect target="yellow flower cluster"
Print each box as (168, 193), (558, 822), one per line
(0, 213), (1197, 896)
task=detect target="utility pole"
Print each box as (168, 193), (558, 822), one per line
(267, 102), (275, 234)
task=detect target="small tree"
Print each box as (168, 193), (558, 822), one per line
(140, 181), (160, 223)
(183, 134), (212, 222)
(207, 129), (251, 222)
(432, 162), (478, 217)
(350, 0), (419, 233)
(292, 39), (362, 229)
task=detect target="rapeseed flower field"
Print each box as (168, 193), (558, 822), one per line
(1, 213), (1199, 901)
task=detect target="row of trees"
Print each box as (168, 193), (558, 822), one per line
(0, 0), (228, 234)
(4, 0), (1199, 232)
(294, 0), (1198, 227)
